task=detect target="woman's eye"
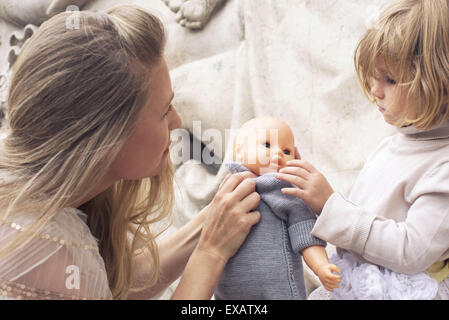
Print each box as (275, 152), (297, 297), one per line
(284, 150), (291, 155)
(163, 105), (173, 118)
(264, 142), (271, 148)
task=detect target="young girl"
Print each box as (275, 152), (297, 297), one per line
(0, 5), (260, 300)
(277, 0), (449, 300)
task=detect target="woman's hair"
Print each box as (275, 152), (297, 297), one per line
(355, 0), (449, 130)
(0, 5), (174, 299)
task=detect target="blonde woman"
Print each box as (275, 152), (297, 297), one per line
(0, 5), (260, 300)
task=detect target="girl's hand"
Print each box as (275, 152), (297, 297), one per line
(276, 160), (334, 214)
(197, 171), (261, 264)
(316, 263), (341, 292)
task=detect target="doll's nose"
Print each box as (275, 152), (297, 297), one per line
(271, 150), (285, 166)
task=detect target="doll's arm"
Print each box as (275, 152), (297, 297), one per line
(302, 246), (341, 292)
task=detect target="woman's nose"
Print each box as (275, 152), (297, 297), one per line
(371, 80), (384, 100)
(169, 106), (183, 131)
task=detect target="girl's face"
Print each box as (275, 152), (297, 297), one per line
(371, 58), (407, 126)
(110, 58), (182, 179)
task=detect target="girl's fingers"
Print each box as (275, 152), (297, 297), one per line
(280, 187), (305, 199)
(276, 173), (307, 189)
(285, 159), (315, 173)
(278, 166), (310, 180)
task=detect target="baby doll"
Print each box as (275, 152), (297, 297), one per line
(214, 117), (340, 300)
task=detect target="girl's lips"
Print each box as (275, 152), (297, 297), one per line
(378, 106), (386, 113)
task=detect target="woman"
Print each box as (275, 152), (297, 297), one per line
(0, 5), (260, 300)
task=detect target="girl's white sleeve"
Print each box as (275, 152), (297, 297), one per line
(311, 165), (449, 275)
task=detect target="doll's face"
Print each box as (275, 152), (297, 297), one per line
(233, 117), (295, 175)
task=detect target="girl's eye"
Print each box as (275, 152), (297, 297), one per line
(264, 142), (271, 148)
(386, 77), (396, 85)
(284, 150), (291, 155)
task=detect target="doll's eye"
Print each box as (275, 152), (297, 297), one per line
(264, 142), (271, 148)
(283, 149), (291, 155)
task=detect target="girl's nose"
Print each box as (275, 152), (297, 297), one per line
(371, 80), (385, 100)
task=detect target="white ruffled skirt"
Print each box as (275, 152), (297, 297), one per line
(308, 252), (445, 300)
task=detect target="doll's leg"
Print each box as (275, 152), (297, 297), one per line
(174, 0), (227, 29)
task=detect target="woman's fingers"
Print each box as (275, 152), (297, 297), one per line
(238, 191), (261, 213)
(218, 173), (231, 191)
(231, 177), (257, 202)
(220, 171), (256, 193)
(244, 210), (261, 227)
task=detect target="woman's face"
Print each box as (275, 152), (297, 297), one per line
(109, 58), (182, 180)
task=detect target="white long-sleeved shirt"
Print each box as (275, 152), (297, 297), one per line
(312, 120), (449, 275)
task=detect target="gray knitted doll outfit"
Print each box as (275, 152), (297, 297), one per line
(214, 163), (326, 300)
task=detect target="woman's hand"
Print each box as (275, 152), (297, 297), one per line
(276, 160), (334, 214)
(172, 171), (260, 299)
(196, 171), (261, 264)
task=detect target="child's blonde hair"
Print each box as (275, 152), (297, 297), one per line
(0, 5), (173, 299)
(355, 0), (449, 130)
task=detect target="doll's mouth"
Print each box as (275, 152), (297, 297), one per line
(268, 162), (283, 172)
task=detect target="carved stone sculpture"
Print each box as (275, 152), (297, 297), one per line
(162, 0), (227, 29)
(0, 0), (88, 26)
(0, 0), (90, 127)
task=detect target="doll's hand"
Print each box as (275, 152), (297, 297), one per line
(276, 160), (334, 214)
(317, 263), (341, 292)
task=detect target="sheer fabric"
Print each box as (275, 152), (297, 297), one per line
(0, 207), (112, 300)
(307, 252), (448, 300)
(308, 278), (449, 300)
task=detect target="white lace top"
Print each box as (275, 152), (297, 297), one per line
(0, 207), (113, 300)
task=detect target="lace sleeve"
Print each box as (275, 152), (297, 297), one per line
(0, 208), (112, 300)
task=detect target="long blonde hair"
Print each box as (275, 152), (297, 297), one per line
(355, 0), (449, 130)
(0, 5), (174, 299)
